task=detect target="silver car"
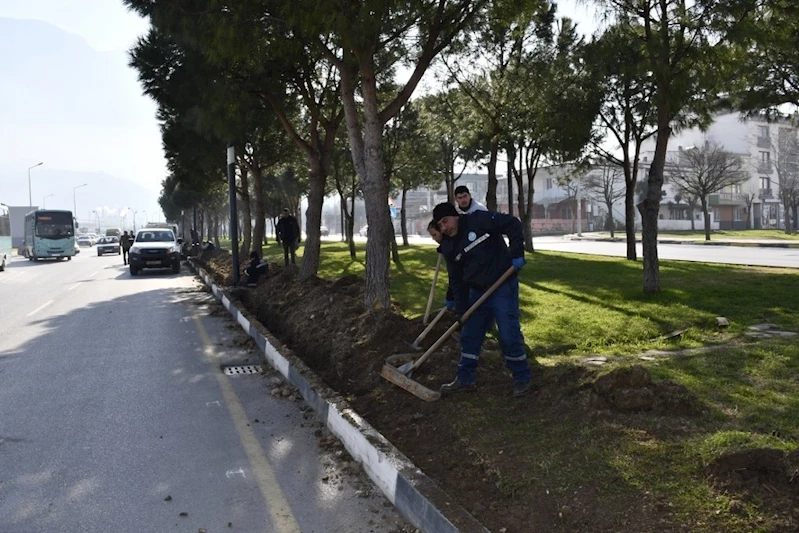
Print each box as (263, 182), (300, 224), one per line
(96, 236), (120, 256)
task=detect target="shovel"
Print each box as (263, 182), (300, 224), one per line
(381, 265), (517, 401)
(422, 254), (442, 325)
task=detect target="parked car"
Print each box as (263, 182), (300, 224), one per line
(96, 236), (120, 256)
(128, 229), (182, 275)
(320, 225), (330, 237)
(77, 234), (93, 247)
(359, 225), (368, 237)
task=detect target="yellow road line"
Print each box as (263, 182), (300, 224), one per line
(193, 316), (301, 533)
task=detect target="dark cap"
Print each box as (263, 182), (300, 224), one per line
(432, 202), (459, 222)
(283, 208), (289, 212)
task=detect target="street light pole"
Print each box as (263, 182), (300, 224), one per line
(73, 183), (88, 218)
(43, 194), (54, 208)
(92, 210), (101, 234)
(28, 162), (43, 207)
(133, 210), (138, 233)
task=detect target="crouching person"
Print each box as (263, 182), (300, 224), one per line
(241, 251), (268, 287)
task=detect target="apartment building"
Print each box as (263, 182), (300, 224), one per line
(639, 111), (798, 230)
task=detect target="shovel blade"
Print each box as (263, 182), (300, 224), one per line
(380, 364), (441, 402)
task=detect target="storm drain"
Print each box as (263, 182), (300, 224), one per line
(222, 365), (262, 376)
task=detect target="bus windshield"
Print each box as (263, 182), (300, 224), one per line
(36, 212), (75, 238)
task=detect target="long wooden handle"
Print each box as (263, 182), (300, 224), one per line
(411, 265), (517, 372)
(413, 307), (447, 345)
(423, 254), (442, 325)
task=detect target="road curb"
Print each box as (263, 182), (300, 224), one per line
(189, 260), (488, 533)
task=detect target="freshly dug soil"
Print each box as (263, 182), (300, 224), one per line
(196, 250), (797, 532)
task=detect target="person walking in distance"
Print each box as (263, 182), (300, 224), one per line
(454, 185), (488, 215)
(121, 230), (132, 265)
(276, 208), (300, 266)
(433, 202), (531, 397)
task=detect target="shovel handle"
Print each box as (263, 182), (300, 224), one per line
(423, 254), (442, 325)
(413, 307), (447, 346)
(411, 265), (517, 372)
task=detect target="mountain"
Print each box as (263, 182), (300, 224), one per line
(0, 168), (162, 229)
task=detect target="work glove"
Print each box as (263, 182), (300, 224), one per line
(512, 256), (526, 271)
(445, 299), (455, 310)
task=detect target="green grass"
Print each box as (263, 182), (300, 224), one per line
(224, 238), (799, 530)
(653, 229), (799, 241)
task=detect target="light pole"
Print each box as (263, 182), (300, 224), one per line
(73, 183), (87, 219)
(142, 210), (148, 225)
(43, 194), (54, 208)
(92, 210), (101, 234)
(133, 210), (138, 233)
(28, 162), (43, 207)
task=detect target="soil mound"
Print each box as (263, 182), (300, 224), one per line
(589, 365), (702, 415)
(706, 448), (799, 518)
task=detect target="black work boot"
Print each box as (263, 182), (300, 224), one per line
(440, 379), (475, 395)
(512, 381), (532, 398)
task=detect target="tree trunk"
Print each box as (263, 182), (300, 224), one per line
(486, 137), (499, 211)
(341, 59), (391, 310)
(251, 165), (266, 254)
(506, 145), (515, 216)
(523, 166), (535, 253)
(299, 160), (325, 280)
(348, 188), (356, 258)
(238, 166), (252, 257)
(624, 185), (637, 261)
(783, 195), (792, 234)
(400, 187), (409, 246)
(639, 117), (670, 294)
(701, 197), (711, 241)
(390, 236), (400, 265)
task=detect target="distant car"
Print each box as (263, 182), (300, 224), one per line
(96, 236), (120, 256)
(128, 229), (182, 275)
(320, 225), (330, 237)
(87, 233), (98, 245)
(359, 225), (368, 237)
(77, 234), (93, 247)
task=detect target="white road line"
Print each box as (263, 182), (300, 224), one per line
(88, 271), (99, 278)
(67, 283), (80, 291)
(27, 300), (54, 317)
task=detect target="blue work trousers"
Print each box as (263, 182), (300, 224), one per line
(457, 276), (530, 385)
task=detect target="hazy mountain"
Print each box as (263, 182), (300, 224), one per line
(0, 17), (151, 128)
(0, 168), (162, 228)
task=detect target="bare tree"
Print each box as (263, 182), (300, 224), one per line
(774, 127), (799, 233)
(583, 162), (626, 238)
(668, 141), (748, 240)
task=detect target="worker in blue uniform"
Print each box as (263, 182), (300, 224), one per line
(432, 202), (531, 397)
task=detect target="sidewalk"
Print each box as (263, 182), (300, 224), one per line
(563, 232), (799, 249)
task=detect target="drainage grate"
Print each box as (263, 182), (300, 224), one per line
(222, 365), (262, 376)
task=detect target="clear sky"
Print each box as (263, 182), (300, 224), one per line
(0, 0), (599, 214)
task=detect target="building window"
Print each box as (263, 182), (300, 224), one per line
(734, 208), (745, 221)
(546, 178), (553, 190)
(758, 125), (769, 138)
(730, 184), (742, 194)
(760, 151), (770, 163)
(760, 176), (770, 189)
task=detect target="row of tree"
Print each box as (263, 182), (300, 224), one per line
(125, 0), (799, 304)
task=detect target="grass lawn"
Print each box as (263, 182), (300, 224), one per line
(647, 229), (799, 241)
(229, 239), (799, 530)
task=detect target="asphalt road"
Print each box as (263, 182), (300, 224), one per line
(0, 249), (409, 533)
(328, 232), (799, 268)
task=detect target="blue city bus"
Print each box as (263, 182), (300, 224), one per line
(0, 204), (11, 271)
(23, 209), (77, 261)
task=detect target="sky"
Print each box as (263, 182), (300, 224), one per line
(0, 0), (600, 219)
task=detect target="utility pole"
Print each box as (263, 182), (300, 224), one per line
(227, 142), (240, 286)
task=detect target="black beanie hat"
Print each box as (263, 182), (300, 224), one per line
(432, 202), (459, 222)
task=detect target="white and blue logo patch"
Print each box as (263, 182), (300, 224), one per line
(468, 231), (477, 242)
